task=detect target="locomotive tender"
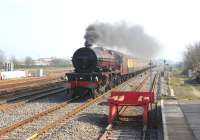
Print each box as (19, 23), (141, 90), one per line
(65, 45), (149, 98)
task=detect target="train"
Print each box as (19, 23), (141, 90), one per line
(64, 45), (151, 98)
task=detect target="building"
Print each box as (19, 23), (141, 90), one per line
(33, 58), (54, 66)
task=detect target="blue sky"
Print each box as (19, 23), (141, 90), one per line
(1, 0), (200, 61)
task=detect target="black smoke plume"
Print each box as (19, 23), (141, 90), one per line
(84, 22), (160, 58)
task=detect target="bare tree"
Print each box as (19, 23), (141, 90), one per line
(50, 58), (68, 67)
(0, 50), (6, 68)
(25, 56), (34, 67)
(184, 42), (200, 71)
(10, 56), (19, 66)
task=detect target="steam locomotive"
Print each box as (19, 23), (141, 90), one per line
(65, 45), (150, 98)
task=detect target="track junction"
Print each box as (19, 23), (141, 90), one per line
(0, 68), (164, 140)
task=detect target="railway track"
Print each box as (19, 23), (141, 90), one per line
(0, 77), (58, 89)
(0, 77), (46, 84)
(0, 81), (65, 111)
(99, 72), (160, 140)
(0, 79), (64, 100)
(0, 72), (150, 140)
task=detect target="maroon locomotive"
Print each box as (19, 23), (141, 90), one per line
(65, 45), (150, 98)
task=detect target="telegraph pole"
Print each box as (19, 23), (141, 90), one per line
(149, 59), (153, 86)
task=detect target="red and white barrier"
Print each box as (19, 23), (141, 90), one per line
(108, 91), (154, 125)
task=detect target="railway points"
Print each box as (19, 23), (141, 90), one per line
(0, 71), (148, 139)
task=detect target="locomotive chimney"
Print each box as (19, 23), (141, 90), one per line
(84, 40), (92, 48)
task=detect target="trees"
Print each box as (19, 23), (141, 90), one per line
(184, 42), (200, 71)
(10, 56), (19, 66)
(50, 58), (68, 67)
(25, 56), (34, 67)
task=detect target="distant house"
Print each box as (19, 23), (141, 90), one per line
(33, 58), (54, 66)
(16, 57), (71, 67)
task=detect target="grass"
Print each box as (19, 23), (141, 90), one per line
(195, 86), (200, 91)
(170, 68), (200, 100)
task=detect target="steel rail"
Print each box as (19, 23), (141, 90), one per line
(0, 75), (141, 137)
(0, 77), (44, 84)
(0, 71), (148, 139)
(117, 74), (150, 117)
(0, 74), (145, 137)
(99, 73), (151, 140)
(99, 71), (160, 140)
(0, 80), (64, 101)
(142, 72), (160, 140)
(0, 85), (65, 111)
(0, 96), (80, 136)
(0, 77), (60, 89)
(26, 73), (149, 140)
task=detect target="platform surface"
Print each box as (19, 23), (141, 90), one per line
(179, 100), (200, 140)
(162, 99), (196, 140)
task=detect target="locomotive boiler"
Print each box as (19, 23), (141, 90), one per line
(65, 45), (149, 98)
(72, 47), (121, 73)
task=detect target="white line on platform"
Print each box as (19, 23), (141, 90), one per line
(161, 99), (169, 140)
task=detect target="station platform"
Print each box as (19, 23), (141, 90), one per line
(161, 99), (200, 140)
